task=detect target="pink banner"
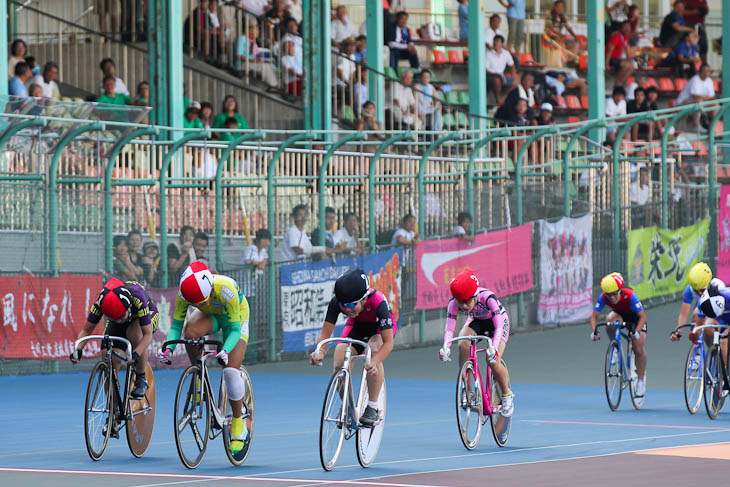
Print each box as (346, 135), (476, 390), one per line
(415, 224), (534, 310)
(719, 185), (730, 282)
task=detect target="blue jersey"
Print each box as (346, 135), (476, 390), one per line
(696, 282), (730, 324)
(683, 278), (726, 305)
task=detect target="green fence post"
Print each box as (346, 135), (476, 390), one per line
(515, 127), (558, 225)
(368, 134), (413, 248)
(0, 119), (45, 152)
(104, 128), (158, 272)
(0, 0), (6, 95)
(563, 120), (604, 217)
(318, 134), (365, 246)
(661, 106), (699, 229)
(612, 113), (653, 272)
(708, 102), (730, 272)
(159, 131), (210, 287)
(215, 132), (264, 271)
(467, 129), (509, 228)
(267, 133), (313, 360)
(49, 124), (103, 276)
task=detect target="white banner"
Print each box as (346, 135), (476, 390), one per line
(538, 214), (593, 324)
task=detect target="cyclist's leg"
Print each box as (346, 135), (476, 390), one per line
(457, 319), (477, 368)
(125, 319), (148, 374)
(104, 319), (127, 373)
(365, 334), (384, 402)
(605, 311), (621, 340)
(631, 322), (647, 379)
(182, 309), (215, 364)
(225, 338), (247, 417)
(488, 317), (511, 396)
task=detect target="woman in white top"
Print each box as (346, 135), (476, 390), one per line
(8, 40), (27, 81)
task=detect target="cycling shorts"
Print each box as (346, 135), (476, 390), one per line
(341, 320), (398, 354)
(463, 316), (510, 346)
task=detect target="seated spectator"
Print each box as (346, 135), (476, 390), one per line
(416, 69), (442, 132)
(453, 211), (475, 243)
(336, 37), (358, 97)
(280, 204), (317, 261)
(357, 101), (385, 140)
(168, 225), (196, 285)
(141, 240), (161, 288)
(311, 206), (337, 251)
(544, 70), (588, 97)
(236, 22), (279, 89)
(658, 30), (700, 78)
(331, 5), (357, 46)
(213, 95), (249, 129)
(387, 11), (420, 70)
(126, 230), (145, 281)
(605, 85), (627, 143)
(630, 165), (652, 225)
(240, 0), (269, 17)
(217, 116), (239, 142)
(240, 228), (271, 295)
(506, 97), (530, 126)
(485, 14), (505, 50)
(132, 81), (150, 106)
(606, 0), (629, 34)
(684, 0), (709, 63)
(386, 69), (417, 131)
(200, 101), (214, 129)
(626, 72), (649, 100)
(646, 87), (667, 135)
(606, 20), (636, 87)
(97, 75), (132, 105)
(486, 35), (517, 104)
(184, 103), (204, 132)
(627, 88), (651, 140)
(538, 102), (555, 125)
(458, 0), (468, 41)
(354, 35), (367, 63)
(334, 213), (366, 256)
(353, 69), (369, 114)
(660, 0), (693, 49)
(264, 0), (291, 45)
(544, 0), (577, 49)
(280, 18), (303, 58)
(8, 39), (27, 80)
(205, 0), (229, 52)
(97, 58), (130, 95)
(9, 62), (31, 97)
(113, 235), (138, 280)
(193, 231), (213, 269)
(281, 39), (303, 96)
(392, 213), (420, 247)
(676, 63), (715, 132)
(498, 72), (535, 121)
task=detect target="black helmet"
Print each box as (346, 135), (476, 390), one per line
(334, 268), (370, 304)
(699, 282), (725, 319)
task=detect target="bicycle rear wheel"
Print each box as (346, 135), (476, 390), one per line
(356, 380), (386, 468)
(126, 364), (156, 457)
(456, 360), (483, 450)
(629, 343), (645, 410)
(84, 361), (114, 461)
(222, 366), (255, 466)
(173, 365), (211, 468)
(684, 343), (704, 414)
(489, 360), (511, 447)
(704, 347), (725, 419)
(604, 341), (622, 411)
(319, 369), (347, 471)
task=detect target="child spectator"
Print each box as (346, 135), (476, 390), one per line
(199, 101), (214, 129)
(184, 103), (204, 133)
(281, 39), (303, 96)
(605, 86), (627, 143)
(97, 75), (132, 105)
(357, 101), (385, 140)
(98, 58), (130, 95)
(538, 103), (555, 125)
(30, 61), (61, 100)
(213, 95), (249, 129)
(453, 212), (475, 243)
(132, 81), (150, 106)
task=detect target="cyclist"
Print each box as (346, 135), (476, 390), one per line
(438, 268), (515, 417)
(671, 262), (724, 345)
(309, 268), (396, 426)
(590, 272), (648, 398)
(696, 282), (730, 362)
(157, 261), (251, 456)
(70, 278), (159, 400)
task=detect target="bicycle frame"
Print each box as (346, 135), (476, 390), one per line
(443, 335), (496, 417)
(597, 322), (634, 384)
(691, 324), (730, 392)
(674, 322), (707, 373)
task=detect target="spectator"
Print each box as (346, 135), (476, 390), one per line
(206, 0), (229, 52)
(498, 72), (535, 121)
(626, 72), (649, 100)
(416, 69), (442, 132)
(126, 230), (145, 280)
(280, 18), (303, 58)
(484, 14), (505, 51)
(606, 0), (630, 34)
(8, 39), (27, 80)
(538, 102), (555, 125)
(331, 5), (357, 46)
(354, 35), (367, 64)
(357, 101), (385, 140)
(627, 88), (651, 140)
(545, 0), (577, 48)
(240, 0), (268, 17)
(506, 97), (530, 126)
(334, 213), (366, 256)
(113, 235), (137, 280)
(213, 95), (249, 129)
(387, 11), (420, 70)
(646, 87), (666, 135)
(199, 102), (214, 129)
(97, 58), (130, 95)
(498, 0), (527, 54)
(264, 0), (290, 45)
(353, 69), (369, 113)
(97, 0), (121, 39)
(217, 116), (239, 142)
(193, 232), (212, 268)
(280, 204), (315, 261)
(486, 35), (517, 104)
(312, 206), (337, 251)
(458, 0), (468, 42)
(97, 75), (132, 105)
(391, 213), (420, 247)
(240, 228), (271, 295)
(605, 85), (627, 143)
(28, 83), (42, 100)
(184, 103), (204, 132)
(630, 165), (651, 225)
(281, 39), (303, 96)
(658, 30), (700, 78)
(453, 211), (475, 243)
(676, 63), (715, 132)
(236, 22), (279, 90)
(627, 5), (643, 39)
(184, 0), (218, 56)
(141, 240), (161, 287)
(683, 0), (709, 63)
(544, 70), (588, 97)
(9, 62), (32, 97)
(336, 37), (358, 96)
(386, 69), (416, 131)
(286, 0), (303, 25)
(659, 0), (693, 49)
(606, 20), (636, 87)
(168, 225), (196, 284)
(132, 81), (150, 106)
(24, 56), (39, 77)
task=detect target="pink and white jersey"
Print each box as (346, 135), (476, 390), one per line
(442, 287), (509, 348)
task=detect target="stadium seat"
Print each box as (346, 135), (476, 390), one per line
(626, 76), (635, 86)
(568, 116), (580, 124)
(714, 78), (721, 93)
(693, 141), (708, 157)
(442, 113), (456, 129)
(580, 95), (589, 109)
(458, 91), (470, 105)
(448, 49), (464, 64)
(397, 67), (413, 78)
(578, 53), (588, 72)
(462, 49), (469, 61)
(456, 111), (468, 127)
(554, 95), (567, 108)
(659, 78), (674, 92)
(575, 34), (588, 51)
(384, 67), (398, 80)
(433, 49), (447, 65)
(645, 77), (659, 89)
(715, 121), (724, 135)
(566, 95), (581, 110)
(675, 78), (687, 91)
(445, 91), (460, 105)
(434, 90), (446, 103)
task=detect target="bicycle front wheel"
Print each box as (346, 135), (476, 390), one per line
(319, 369), (348, 471)
(84, 361), (114, 461)
(704, 347), (725, 419)
(173, 365), (211, 469)
(456, 360), (483, 450)
(604, 341), (622, 411)
(684, 343), (704, 414)
(222, 366), (255, 466)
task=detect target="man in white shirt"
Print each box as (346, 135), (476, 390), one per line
(240, 0), (268, 17)
(97, 58), (129, 95)
(388, 70), (417, 130)
(333, 213), (366, 256)
(676, 63), (716, 132)
(30, 61), (61, 100)
(605, 85), (627, 142)
(336, 38), (358, 87)
(331, 5), (357, 46)
(630, 166), (653, 225)
(485, 14), (505, 50)
(285, 0), (302, 25)
(392, 213), (420, 264)
(485, 35), (517, 104)
(280, 204), (314, 261)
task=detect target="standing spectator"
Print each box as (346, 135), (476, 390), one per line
(97, 0), (121, 39)
(113, 235), (139, 280)
(199, 102), (214, 129)
(416, 69), (442, 132)
(280, 204), (314, 261)
(498, 0), (526, 55)
(606, 20), (636, 87)
(606, 0), (630, 34)
(213, 95), (249, 129)
(453, 211), (475, 243)
(659, 0), (693, 49)
(331, 6), (357, 46)
(683, 0), (708, 63)
(132, 81), (150, 106)
(97, 58), (130, 95)
(336, 37), (358, 98)
(8, 39), (27, 80)
(281, 39), (303, 96)
(486, 35), (517, 105)
(354, 35), (367, 64)
(97, 75), (132, 105)
(240, 228), (271, 295)
(9, 63), (32, 97)
(387, 11), (420, 70)
(676, 63), (715, 132)
(627, 5), (643, 39)
(605, 86), (627, 143)
(657, 30), (700, 78)
(391, 213), (420, 249)
(126, 230), (145, 280)
(184, 0), (212, 54)
(264, 0), (290, 45)
(281, 18), (303, 58)
(236, 22), (279, 90)
(141, 240), (161, 287)
(168, 225), (196, 285)
(538, 102), (555, 125)
(386, 69), (416, 131)
(334, 213), (366, 256)
(544, 0), (577, 48)
(357, 101), (385, 140)
(240, 0), (268, 17)
(458, 0), (468, 42)
(311, 206), (337, 251)
(484, 14), (505, 51)
(193, 232), (212, 269)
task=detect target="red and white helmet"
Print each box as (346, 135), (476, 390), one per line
(450, 268), (480, 302)
(180, 261), (214, 304)
(99, 278), (132, 320)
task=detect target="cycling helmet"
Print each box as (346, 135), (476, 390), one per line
(450, 268), (479, 302)
(334, 268), (370, 304)
(699, 283), (725, 318)
(100, 278), (133, 320)
(600, 272), (625, 294)
(179, 261), (214, 304)
(688, 262), (712, 292)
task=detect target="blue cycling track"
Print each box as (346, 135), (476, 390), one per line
(2, 301), (730, 487)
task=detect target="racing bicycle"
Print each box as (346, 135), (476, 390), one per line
(595, 321), (645, 411)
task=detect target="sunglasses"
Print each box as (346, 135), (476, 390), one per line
(458, 295), (477, 305)
(339, 301), (360, 309)
(606, 291), (620, 298)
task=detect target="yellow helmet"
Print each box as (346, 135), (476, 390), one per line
(688, 262), (712, 292)
(600, 272), (625, 294)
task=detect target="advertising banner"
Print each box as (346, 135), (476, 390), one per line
(718, 185), (730, 281)
(627, 218), (709, 299)
(279, 249), (402, 353)
(415, 224), (533, 310)
(537, 214), (593, 324)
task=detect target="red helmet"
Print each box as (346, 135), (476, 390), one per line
(450, 268), (480, 302)
(180, 261), (214, 304)
(100, 278), (133, 320)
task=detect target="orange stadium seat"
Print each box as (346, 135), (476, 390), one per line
(659, 78), (674, 92)
(554, 95), (567, 108)
(714, 78), (722, 93)
(521, 52), (536, 65)
(580, 95), (589, 109)
(566, 95), (581, 110)
(675, 78), (687, 91)
(626, 76), (635, 86)
(433, 49), (447, 65)
(645, 77), (659, 89)
(462, 49), (469, 60)
(578, 53), (588, 72)
(448, 49), (464, 64)
(693, 141), (708, 157)
(568, 116), (580, 124)
(716, 121), (724, 135)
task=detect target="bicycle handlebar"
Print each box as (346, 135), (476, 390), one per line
(443, 335), (494, 349)
(595, 321), (630, 330)
(75, 335), (133, 362)
(689, 324), (730, 334)
(314, 337), (371, 365)
(673, 323), (696, 333)
(162, 339), (223, 353)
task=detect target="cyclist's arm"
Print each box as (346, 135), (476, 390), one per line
(442, 299), (459, 347)
(165, 295), (190, 351)
(677, 303), (691, 328)
(76, 296), (104, 350)
(75, 320), (99, 350)
(220, 285), (245, 354)
(371, 327), (394, 367)
(591, 294), (606, 333)
(636, 308), (647, 331)
(135, 320), (154, 357)
(485, 294), (507, 349)
(630, 293), (646, 331)
(315, 298), (341, 354)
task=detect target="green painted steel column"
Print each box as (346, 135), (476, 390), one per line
(303, 0), (331, 133)
(49, 124), (103, 276)
(0, 119), (44, 151)
(104, 128), (158, 272)
(661, 106), (698, 229)
(318, 134), (365, 246)
(611, 113), (652, 271)
(159, 131), (210, 287)
(215, 132), (264, 271)
(563, 120), (605, 217)
(0, 0), (7, 95)
(467, 0), (487, 125)
(708, 102), (730, 272)
(467, 129), (508, 223)
(515, 127), (558, 224)
(366, 1), (384, 123)
(368, 134), (413, 248)
(148, 0), (168, 127)
(167, 0), (184, 134)
(587, 0), (605, 141)
(267, 133), (313, 360)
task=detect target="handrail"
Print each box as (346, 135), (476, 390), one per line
(467, 129), (509, 227)
(0, 118), (45, 152)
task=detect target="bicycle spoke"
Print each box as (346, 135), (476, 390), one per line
(319, 371), (347, 471)
(174, 366), (210, 468)
(84, 362), (113, 461)
(456, 361), (482, 450)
